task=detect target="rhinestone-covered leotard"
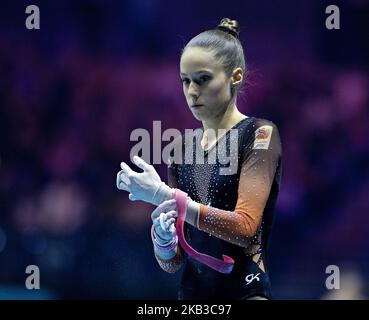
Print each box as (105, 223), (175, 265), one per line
(154, 117), (282, 299)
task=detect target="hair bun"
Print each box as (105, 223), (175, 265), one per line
(216, 18), (240, 39)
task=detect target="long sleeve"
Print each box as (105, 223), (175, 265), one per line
(197, 121), (282, 248)
(153, 244), (184, 274)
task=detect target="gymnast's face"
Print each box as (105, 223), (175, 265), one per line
(180, 47), (234, 121)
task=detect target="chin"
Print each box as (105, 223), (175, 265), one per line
(190, 110), (208, 121)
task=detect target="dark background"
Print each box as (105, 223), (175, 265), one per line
(0, 0), (368, 299)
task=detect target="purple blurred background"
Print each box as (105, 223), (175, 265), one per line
(0, 0), (368, 299)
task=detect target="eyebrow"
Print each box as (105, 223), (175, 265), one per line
(180, 70), (213, 76)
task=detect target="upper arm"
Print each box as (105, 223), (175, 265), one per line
(197, 120), (282, 246)
(235, 121), (282, 233)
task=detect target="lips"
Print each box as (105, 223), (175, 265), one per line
(191, 104), (204, 108)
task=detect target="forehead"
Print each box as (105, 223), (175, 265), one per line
(180, 47), (222, 74)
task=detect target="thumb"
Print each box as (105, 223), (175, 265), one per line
(132, 155), (152, 171)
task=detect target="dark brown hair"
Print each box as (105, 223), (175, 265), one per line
(182, 18), (246, 97)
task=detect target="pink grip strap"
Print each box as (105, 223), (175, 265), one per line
(175, 189), (234, 274)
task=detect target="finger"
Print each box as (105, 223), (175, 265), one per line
(116, 171), (123, 189)
(116, 171), (129, 191)
(151, 203), (176, 221)
(150, 199), (176, 220)
(159, 212), (168, 231)
(162, 211), (176, 222)
(132, 155), (152, 172)
(129, 193), (138, 201)
(119, 171), (130, 185)
(165, 210), (178, 219)
(119, 182), (130, 191)
(162, 211), (172, 221)
(166, 218), (176, 225)
(168, 224), (176, 235)
(116, 175), (129, 191)
(120, 162), (135, 177)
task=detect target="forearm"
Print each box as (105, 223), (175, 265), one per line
(197, 204), (259, 247)
(151, 226), (184, 273)
(153, 245), (184, 274)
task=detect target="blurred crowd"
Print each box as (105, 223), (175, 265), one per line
(0, 0), (368, 299)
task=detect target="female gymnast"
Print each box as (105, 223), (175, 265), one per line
(117, 18), (282, 300)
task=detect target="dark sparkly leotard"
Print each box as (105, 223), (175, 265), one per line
(154, 116), (282, 300)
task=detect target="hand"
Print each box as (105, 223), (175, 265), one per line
(116, 155), (174, 205)
(151, 199), (178, 245)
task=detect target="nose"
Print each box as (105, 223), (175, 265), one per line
(188, 81), (199, 99)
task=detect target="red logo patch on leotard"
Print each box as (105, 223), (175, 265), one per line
(255, 128), (270, 139)
(253, 125), (273, 150)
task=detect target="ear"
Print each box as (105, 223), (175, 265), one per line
(231, 68), (243, 86)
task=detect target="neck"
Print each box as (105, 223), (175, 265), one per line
(202, 102), (247, 135)
(200, 102), (247, 150)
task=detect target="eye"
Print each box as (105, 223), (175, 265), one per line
(195, 75), (212, 86)
(199, 75), (211, 83)
(181, 78), (190, 85)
